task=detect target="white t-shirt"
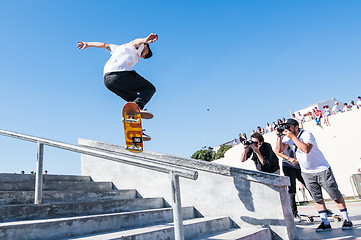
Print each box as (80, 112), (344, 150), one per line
(351, 104), (359, 110)
(297, 114), (304, 122)
(103, 41), (145, 76)
(357, 100), (361, 107)
(332, 105), (341, 114)
(266, 125), (272, 132)
(282, 129), (330, 173)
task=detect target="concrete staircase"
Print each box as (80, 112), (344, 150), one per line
(0, 173), (271, 240)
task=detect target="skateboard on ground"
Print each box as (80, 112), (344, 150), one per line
(300, 209), (342, 223)
(122, 102), (143, 153)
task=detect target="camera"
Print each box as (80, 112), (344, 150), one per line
(276, 124), (290, 137)
(242, 139), (256, 146)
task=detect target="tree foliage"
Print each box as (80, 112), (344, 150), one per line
(191, 149), (214, 162)
(214, 144), (232, 160)
(191, 144), (232, 161)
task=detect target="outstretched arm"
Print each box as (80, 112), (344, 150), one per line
(77, 41), (111, 51)
(132, 33), (158, 49)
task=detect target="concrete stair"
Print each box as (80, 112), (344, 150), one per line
(0, 173), (271, 240)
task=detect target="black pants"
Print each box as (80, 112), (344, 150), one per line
(104, 71), (156, 110)
(283, 166), (305, 215)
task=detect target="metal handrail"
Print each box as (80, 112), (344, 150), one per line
(0, 129), (198, 180)
(0, 128), (197, 240)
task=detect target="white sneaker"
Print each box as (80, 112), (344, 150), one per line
(140, 109), (154, 119)
(142, 132), (151, 141)
(294, 214), (301, 222)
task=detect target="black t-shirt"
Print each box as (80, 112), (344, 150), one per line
(246, 142), (280, 173)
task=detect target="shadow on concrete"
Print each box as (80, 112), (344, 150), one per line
(233, 177), (254, 211)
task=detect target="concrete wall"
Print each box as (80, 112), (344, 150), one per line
(215, 108), (361, 200)
(295, 98), (343, 117)
(79, 139), (298, 240)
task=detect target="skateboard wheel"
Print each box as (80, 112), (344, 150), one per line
(121, 118), (125, 123)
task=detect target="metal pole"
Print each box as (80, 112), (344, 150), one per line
(170, 171), (184, 240)
(350, 175), (357, 199)
(34, 142), (44, 204)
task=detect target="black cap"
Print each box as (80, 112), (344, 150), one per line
(282, 118), (299, 126)
(144, 44), (153, 59)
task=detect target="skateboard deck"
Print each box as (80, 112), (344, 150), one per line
(300, 210), (342, 223)
(122, 102), (143, 153)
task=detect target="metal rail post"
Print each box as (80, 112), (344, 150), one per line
(170, 171), (184, 240)
(34, 142), (44, 204)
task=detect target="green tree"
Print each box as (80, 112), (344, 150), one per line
(213, 144), (232, 160)
(191, 148), (214, 161)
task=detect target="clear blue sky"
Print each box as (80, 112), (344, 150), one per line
(1, 0), (361, 175)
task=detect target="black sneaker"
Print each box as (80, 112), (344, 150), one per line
(342, 220), (353, 230)
(316, 222), (332, 232)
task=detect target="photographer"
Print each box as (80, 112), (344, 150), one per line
(276, 118), (353, 232)
(274, 123), (306, 222)
(240, 133), (280, 174)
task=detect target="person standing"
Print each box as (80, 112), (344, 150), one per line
(275, 144), (306, 222)
(77, 33), (158, 120)
(322, 105), (331, 126)
(276, 119), (353, 232)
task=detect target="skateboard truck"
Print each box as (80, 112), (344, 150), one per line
(125, 137), (143, 151)
(125, 145), (143, 151)
(121, 117), (141, 123)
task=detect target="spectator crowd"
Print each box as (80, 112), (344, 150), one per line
(233, 96), (361, 145)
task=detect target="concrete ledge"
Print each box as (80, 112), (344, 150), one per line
(79, 139), (290, 188)
(79, 139), (298, 239)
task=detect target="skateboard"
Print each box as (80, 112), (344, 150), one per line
(300, 209), (342, 223)
(122, 102), (143, 153)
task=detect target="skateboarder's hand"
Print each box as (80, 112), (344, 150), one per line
(145, 33), (158, 44)
(77, 41), (88, 50)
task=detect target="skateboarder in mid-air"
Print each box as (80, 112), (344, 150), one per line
(76, 33), (158, 122)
